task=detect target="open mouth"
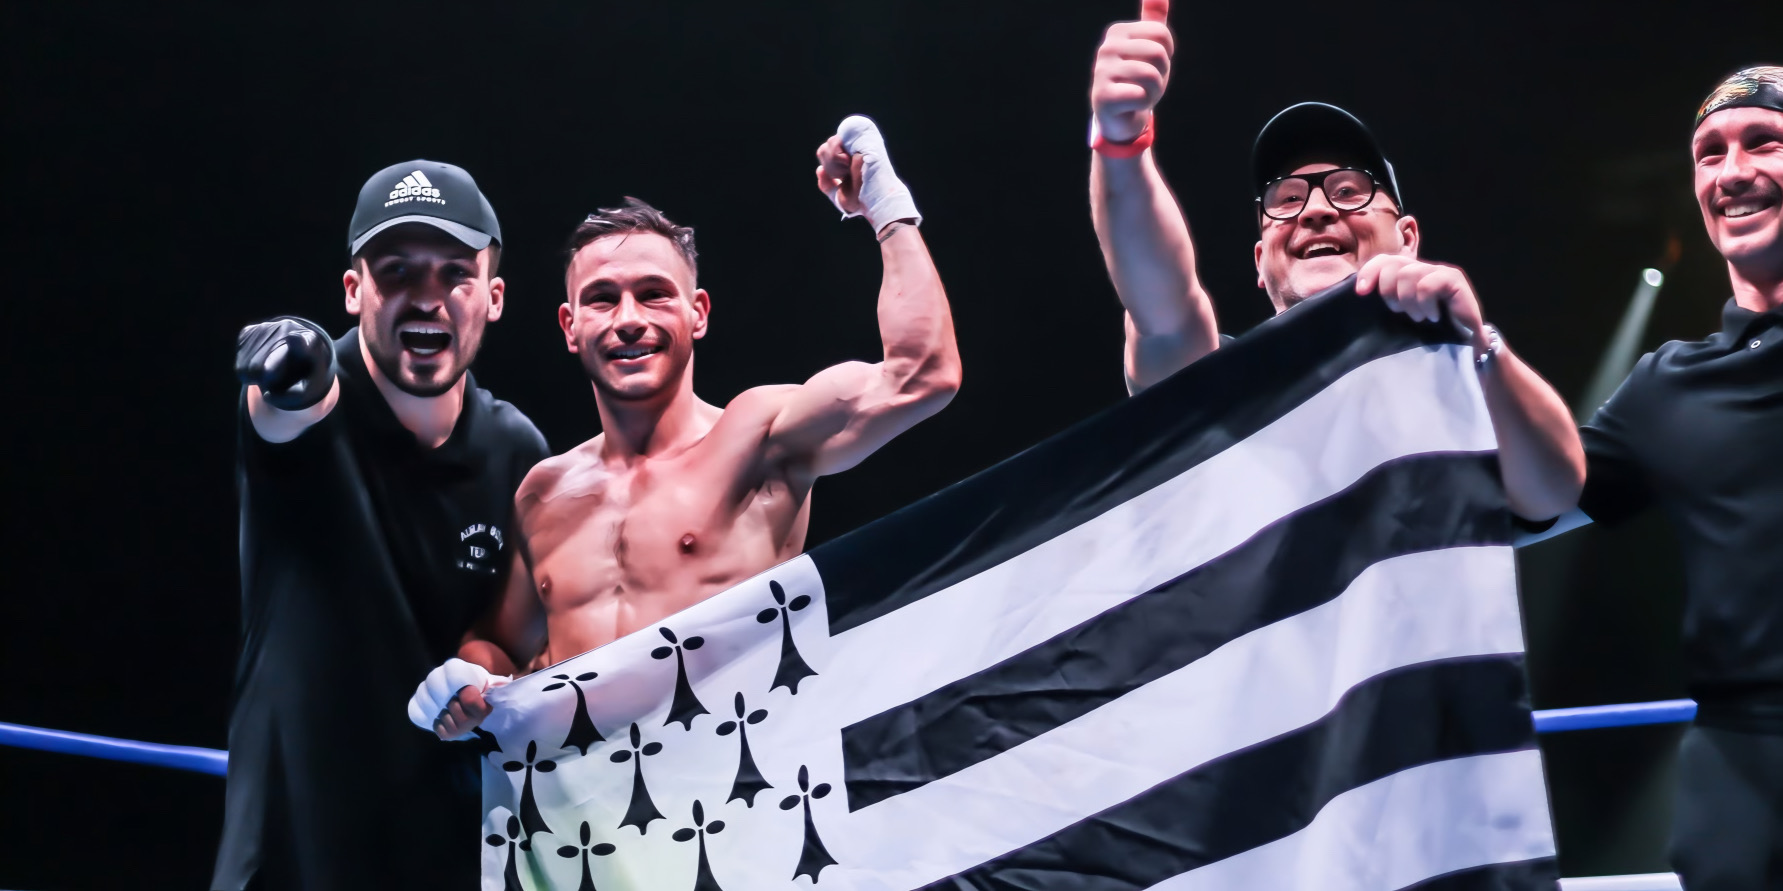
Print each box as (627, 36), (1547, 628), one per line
(398, 323), (453, 357)
(1296, 239), (1349, 260)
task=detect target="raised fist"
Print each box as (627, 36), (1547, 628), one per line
(235, 317), (335, 411)
(1091, 0), (1174, 145)
(816, 134), (867, 218)
(815, 115), (921, 233)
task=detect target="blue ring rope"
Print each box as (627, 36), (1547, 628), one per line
(0, 699), (1698, 776)
(1530, 699), (1696, 734)
(0, 721), (227, 776)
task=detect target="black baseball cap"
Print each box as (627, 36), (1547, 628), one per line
(1252, 102), (1406, 213)
(347, 159), (502, 256)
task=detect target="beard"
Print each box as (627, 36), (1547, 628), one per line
(364, 322), (474, 398)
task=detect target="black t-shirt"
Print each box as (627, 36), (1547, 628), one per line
(1580, 298), (1783, 733)
(213, 328), (548, 890)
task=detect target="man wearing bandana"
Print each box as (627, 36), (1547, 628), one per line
(1574, 66), (1783, 888)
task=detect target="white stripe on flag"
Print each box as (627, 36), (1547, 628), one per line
(801, 546), (1524, 887)
(1150, 750), (1555, 891)
(825, 344), (1493, 728)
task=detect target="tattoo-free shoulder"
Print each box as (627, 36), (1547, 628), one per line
(516, 438), (604, 505)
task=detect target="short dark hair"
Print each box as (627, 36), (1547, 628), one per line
(564, 197), (699, 282)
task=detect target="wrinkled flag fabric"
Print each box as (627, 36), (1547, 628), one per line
(473, 280), (1558, 891)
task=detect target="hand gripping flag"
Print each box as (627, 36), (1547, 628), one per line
(474, 279), (1559, 891)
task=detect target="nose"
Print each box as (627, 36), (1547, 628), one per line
(613, 293), (647, 341)
(1299, 183), (1340, 225)
(1716, 145), (1756, 193)
(408, 269), (449, 313)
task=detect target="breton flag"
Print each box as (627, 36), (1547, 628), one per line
(472, 281), (1559, 891)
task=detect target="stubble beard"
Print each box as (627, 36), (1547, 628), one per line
(366, 327), (470, 398)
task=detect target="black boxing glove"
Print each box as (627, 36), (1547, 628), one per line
(235, 317), (336, 411)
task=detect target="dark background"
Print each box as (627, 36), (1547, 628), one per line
(5, 0), (1779, 886)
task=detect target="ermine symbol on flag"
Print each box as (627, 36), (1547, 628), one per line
(757, 580), (817, 694)
(552, 822), (616, 891)
(541, 671), (605, 755)
(610, 722), (667, 834)
(716, 692), (773, 807)
(653, 627), (712, 729)
(502, 740), (556, 839)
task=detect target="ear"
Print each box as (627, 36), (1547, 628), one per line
(690, 288), (711, 341)
(1396, 214), (1420, 257)
(558, 302), (577, 353)
(1253, 241), (1265, 290)
(486, 276), (506, 323)
(344, 266), (364, 317)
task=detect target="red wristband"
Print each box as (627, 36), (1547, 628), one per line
(1090, 114), (1155, 159)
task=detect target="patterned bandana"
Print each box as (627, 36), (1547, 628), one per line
(1696, 65), (1783, 128)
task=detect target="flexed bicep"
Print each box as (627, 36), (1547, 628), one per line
(762, 360), (946, 478)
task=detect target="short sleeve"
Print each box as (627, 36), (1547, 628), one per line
(1577, 357), (1656, 526)
(496, 406), (551, 488)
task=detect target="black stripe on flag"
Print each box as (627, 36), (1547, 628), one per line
(843, 451), (1509, 810)
(916, 654), (1537, 891)
(812, 281), (1469, 634)
(1393, 858), (1560, 891)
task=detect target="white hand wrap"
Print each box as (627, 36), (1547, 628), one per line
(827, 115), (922, 232)
(406, 657), (510, 740)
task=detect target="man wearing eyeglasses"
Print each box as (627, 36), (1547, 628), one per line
(1087, 0), (1583, 523)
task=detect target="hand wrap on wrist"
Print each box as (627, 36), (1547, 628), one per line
(827, 115), (922, 233)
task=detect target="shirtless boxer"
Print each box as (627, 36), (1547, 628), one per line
(409, 117), (960, 737)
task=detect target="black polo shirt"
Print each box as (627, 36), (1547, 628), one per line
(214, 327), (548, 890)
(1580, 298), (1783, 733)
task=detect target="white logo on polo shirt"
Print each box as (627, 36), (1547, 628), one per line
(456, 522), (505, 574)
(385, 170), (447, 208)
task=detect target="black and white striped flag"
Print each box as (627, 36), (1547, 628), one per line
(473, 282), (1558, 891)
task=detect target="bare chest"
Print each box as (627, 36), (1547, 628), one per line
(523, 456), (807, 610)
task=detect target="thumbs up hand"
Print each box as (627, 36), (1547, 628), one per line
(1091, 0), (1174, 145)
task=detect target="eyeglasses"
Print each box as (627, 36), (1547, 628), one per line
(1257, 168), (1386, 221)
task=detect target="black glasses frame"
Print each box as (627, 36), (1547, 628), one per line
(1256, 167), (1385, 221)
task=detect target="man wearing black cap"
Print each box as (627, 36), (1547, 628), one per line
(1085, 0), (1583, 523)
(216, 160), (548, 889)
(1570, 66), (1783, 888)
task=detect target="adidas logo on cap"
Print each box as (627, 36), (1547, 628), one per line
(385, 170), (446, 208)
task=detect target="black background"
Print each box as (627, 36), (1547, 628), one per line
(5, 0), (1780, 885)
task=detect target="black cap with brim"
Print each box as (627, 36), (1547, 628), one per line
(1252, 102), (1406, 213)
(348, 159), (501, 256)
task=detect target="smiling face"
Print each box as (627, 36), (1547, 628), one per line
(344, 224), (504, 397)
(1692, 107), (1783, 280)
(1254, 162), (1418, 313)
(560, 232), (709, 405)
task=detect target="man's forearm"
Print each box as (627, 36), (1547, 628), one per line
(1091, 152), (1219, 389)
(875, 224), (961, 399)
(1480, 347), (1586, 520)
